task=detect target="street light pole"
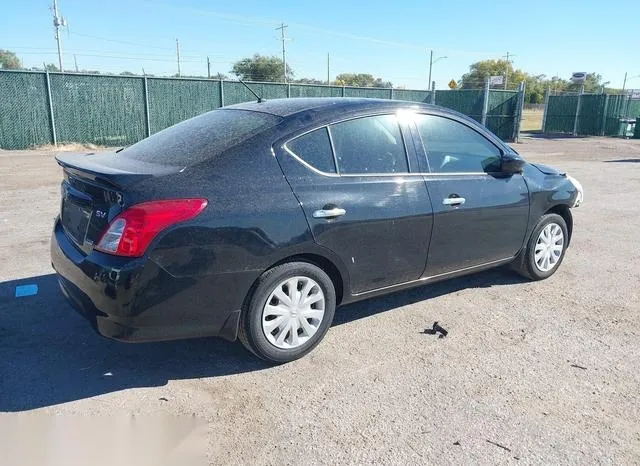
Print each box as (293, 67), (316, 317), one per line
(622, 72), (640, 94)
(428, 50), (447, 90)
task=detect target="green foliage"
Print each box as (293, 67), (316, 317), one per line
(334, 73), (392, 88)
(120, 71), (136, 76)
(461, 60), (606, 103)
(0, 49), (22, 69)
(232, 54), (293, 82)
(211, 72), (228, 80)
(460, 59), (526, 89)
(566, 73), (603, 93)
(294, 77), (327, 85)
(45, 63), (60, 72)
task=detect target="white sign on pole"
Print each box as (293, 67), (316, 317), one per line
(570, 72), (587, 83)
(630, 89), (640, 99)
(489, 75), (504, 86)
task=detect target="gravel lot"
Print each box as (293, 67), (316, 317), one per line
(1, 136), (639, 464)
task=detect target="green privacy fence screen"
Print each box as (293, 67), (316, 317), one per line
(0, 70), (525, 149)
(543, 93), (640, 136)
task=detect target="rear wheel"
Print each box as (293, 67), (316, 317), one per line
(514, 213), (568, 280)
(238, 262), (336, 364)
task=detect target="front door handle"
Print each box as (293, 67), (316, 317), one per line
(313, 207), (346, 218)
(442, 197), (466, 206)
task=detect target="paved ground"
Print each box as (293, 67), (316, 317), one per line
(1, 136), (640, 464)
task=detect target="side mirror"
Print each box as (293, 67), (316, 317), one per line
(501, 154), (526, 174)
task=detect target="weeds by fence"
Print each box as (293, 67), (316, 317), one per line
(0, 70), (524, 149)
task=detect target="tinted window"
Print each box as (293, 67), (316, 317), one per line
(415, 114), (502, 173)
(120, 109), (281, 165)
(287, 127), (336, 173)
(330, 115), (408, 174)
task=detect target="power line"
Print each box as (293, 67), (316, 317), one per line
(68, 31), (175, 51)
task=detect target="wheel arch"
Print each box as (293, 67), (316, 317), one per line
(269, 253), (346, 305)
(545, 204), (573, 246)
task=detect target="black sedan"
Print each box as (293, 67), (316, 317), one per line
(51, 98), (583, 363)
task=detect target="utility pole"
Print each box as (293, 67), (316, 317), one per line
(622, 72), (627, 94)
(207, 56), (211, 79)
(275, 23), (289, 83)
(428, 50), (433, 90)
(502, 51), (515, 90)
(52, 0), (66, 72)
(327, 53), (330, 85)
(73, 54), (78, 72)
(176, 38), (181, 77)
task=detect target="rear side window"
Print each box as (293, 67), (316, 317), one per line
(286, 127), (336, 174)
(330, 115), (408, 174)
(415, 114), (502, 173)
(120, 109), (281, 165)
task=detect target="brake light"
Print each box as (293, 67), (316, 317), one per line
(95, 199), (208, 257)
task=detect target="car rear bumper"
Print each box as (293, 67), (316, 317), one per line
(50, 218), (244, 342)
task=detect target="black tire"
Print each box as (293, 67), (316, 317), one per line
(238, 261), (336, 364)
(514, 213), (569, 281)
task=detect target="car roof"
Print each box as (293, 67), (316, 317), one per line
(225, 97), (435, 118)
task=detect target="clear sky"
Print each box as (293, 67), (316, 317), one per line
(2, 0), (638, 90)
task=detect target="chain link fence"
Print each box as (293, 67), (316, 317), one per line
(0, 70), (525, 149)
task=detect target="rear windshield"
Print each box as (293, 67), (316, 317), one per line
(120, 109), (281, 165)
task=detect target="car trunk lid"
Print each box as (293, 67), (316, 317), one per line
(56, 152), (184, 254)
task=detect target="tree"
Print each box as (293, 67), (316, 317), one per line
(211, 72), (228, 80)
(334, 73), (392, 88)
(0, 49), (22, 69)
(566, 73), (603, 93)
(44, 63), (60, 72)
(120, 71), (136, 76)
(232, 54), (292, 82)
(294, 77), (326, 85)
(460, 59), (526, 89)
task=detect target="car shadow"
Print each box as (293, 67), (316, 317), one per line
(603, 158), (640, 163)
(0, 269), (525, 412)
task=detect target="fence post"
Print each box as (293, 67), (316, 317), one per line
(219, 79), (225, 107)
(390, 87), (394, 100)
(600, 94), (610, 136)
(513, 81), (525, 142)
(287, 82), (291, 98)
(44, 70), (57, 146)
(572, 84), (584, 136)
(481, 77), (490, 126)
(142, 75), (151, 137)
(430, 81), (436, 105)
(342, 85), (346, 97)
(541, 87), (550, 133)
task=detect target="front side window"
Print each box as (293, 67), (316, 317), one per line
(330, 115), (408, 174)
(286, 127), (336, 174)
(415, 114), (502, 173)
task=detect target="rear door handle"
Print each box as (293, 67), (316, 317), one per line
(442, 197), (465, 206)
(313, 207), (346, 218)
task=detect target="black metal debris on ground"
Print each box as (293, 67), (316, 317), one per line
(422, 321), (448, 338)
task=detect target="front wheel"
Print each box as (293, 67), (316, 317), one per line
(238, 262), (336, 364)
(514, 213), (569, 280)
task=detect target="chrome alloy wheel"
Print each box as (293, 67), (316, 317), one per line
(261, 276), (326, 349)
(535, 223), (564, 272)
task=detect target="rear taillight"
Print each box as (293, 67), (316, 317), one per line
(95, 199), (208, 257)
